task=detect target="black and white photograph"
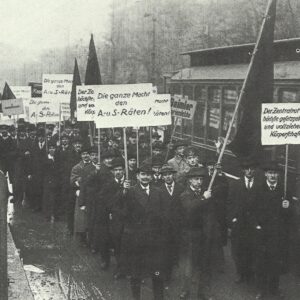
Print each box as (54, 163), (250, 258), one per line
(1, 0), (300, 299)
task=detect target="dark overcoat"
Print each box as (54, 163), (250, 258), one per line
(120, 183), (165, 278)
(253, 181), (296, 276)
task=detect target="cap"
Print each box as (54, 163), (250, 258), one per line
(184, 146), (199, 157)
(111, 157), (125, 169)
(186, 167), (208, 178)
(240, 159), (258, 169)
(152, 155), (164, 167)
(174, 140), (189, 149)
(262, 160), (281, 172)
(160, 164), (177, 174)
(137, 163), (154, 173)
(127, 152), (137, 160)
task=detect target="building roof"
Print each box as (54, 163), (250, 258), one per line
(181, 37), (300, 56)
(171, 61), (300, 81)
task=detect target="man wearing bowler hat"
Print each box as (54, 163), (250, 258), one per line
(178, 166), (218, 300)
(254, 161), (296, 300)
(228, 159), (259, 285)
(160, 164), (184, 287)
(119, 163), (165, 300)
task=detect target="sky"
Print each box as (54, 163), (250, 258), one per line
(0, 0), (113, 58)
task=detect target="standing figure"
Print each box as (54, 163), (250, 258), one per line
(167, 140), (188, 176)
(254, 161), (296, 300)
(179, 167), (219, 300)
(228, 159), (259, 284)
(120, 163), (165, 300)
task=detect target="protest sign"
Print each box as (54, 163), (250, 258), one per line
(11, 86), (32, 121)
(42, 74), (73, 101)
(171, 94), (197, 120)
(261, 103), (300, 145)
(76, 85), (98, 121)
(29, 99), (60, 123)
(94, 84), (171, 128)
(2, 99), (24, 116)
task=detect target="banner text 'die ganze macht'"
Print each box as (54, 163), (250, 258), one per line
(261, 103), (300, 145)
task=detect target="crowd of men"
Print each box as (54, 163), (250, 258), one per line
(0, 120), (297, 300)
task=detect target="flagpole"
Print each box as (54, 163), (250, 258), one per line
(208, 0), (276, 191)
(164, 116), (178, 162)
(59, 102), (61, 145)
(97, 128), (101, 163)
(123, 128), (129, 179)
(284, 144), (289, 198)
(45, 123), (48, 153)
(149, 127), (153, 158)
(136, 127), (140, 168)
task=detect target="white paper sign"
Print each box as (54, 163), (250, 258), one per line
(171, 94), (197, 120)
(261, 103), (300, 145)
(42, 74), (73, 101)
(76, 85), (98, 121)
(11, 86), (32, 121)
(94, 84), (170, 128)
(29, 99), (60, 123)
(2, 99), (24, 116)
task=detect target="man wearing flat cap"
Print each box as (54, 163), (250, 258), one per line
(178, 166), (218, 300)
(228, 159), (260, 285)
(119, 163), (165, 300)
(70, 146), (95, 242)
(253, 161), (296, 300)
(167, 140), (189, 175)
(160, 164), (184, 287)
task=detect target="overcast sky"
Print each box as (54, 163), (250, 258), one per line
(0, 0), (112, 57)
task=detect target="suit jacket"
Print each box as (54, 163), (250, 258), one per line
(168, 156), (188, 174)
(70, 161), (96, 189)
(228, 176), (260, 240)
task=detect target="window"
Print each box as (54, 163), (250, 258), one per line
(193, 86), (207, 142)
(169, 83), (181, 95)
(207, 87), (221, 142)
(222, 87), (238, 142)
(279, 88), (300, 103)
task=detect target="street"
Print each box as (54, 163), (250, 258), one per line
(9, 203), (300, 300)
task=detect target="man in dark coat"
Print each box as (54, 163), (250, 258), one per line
(178, 167), (219, 300)
(254, 161), (296, 300)
(127, 152), (137, 181)
(228, 159), (259, 284)
(30, 128), (47, 212)
(151, 155), (164, 187)
(120, 163), (165, 300)
(160, 165), (184, 286)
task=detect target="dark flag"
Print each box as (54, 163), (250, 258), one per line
(228, 0), (277, 161)
(0, 82), (16, 112)
(85, 34), (102, 85)
(70, 58), (81, 120)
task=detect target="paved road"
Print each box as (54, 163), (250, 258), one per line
(10, 204), (300, 300)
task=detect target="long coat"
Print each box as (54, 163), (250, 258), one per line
(228, 176), (260, 276)
(120, 183), (165, 278)
(70, 161), (96, 233)
(253, 181), (296, 277)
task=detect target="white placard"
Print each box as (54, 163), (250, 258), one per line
(171, 94), (197, 120)
(261, 103), (300, 145)
(2, 99), (24, 116)
(42, 74), (73, 101)
(11, 86), (32, 121)
(76, 85), (98, 121)
(29, 99), (60, 123)
(94, 84), (170, 128)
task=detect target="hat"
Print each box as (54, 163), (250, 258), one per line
(81, 145), (90, 153)
(160, 164), (176, 174)
(174, 140), (189, 149)
(61, 133), (70, 140)
(184, 146), (198, 157)
(111, 157), (125, 169)
(152, 132), (161, 138)
(240, 159), (258, 169)
(152, 141), (164, 150)
(72, 137), (83, 144)
(129, 132), (137, 138)
(36, 128), (45, 137)
(0, 124), (9, 131)
(152, 155), (164, 167)
(102, 150), (116, 159)
(186, 167), (208, 178)
(48, 141), (57, 149)
(137, 163), (154, 174)
(88, 146), (98, 154)
(262, 160), (282, 172)
(127, 152), (137, 160)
